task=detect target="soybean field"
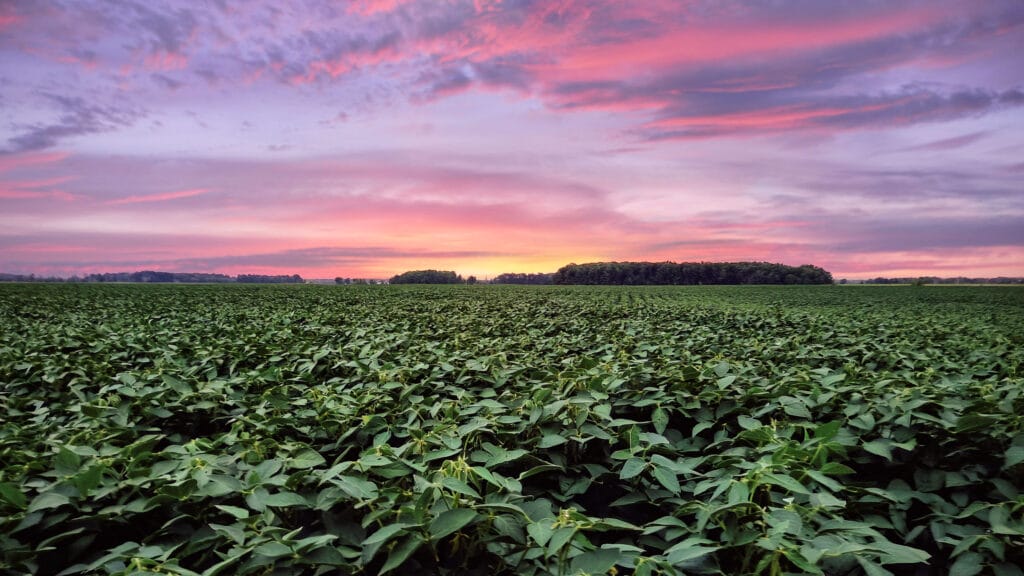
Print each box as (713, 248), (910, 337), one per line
(1, 284), (1022, 576)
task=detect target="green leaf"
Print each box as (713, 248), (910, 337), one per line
(950, 552), (984, 576)
(819, 462), (856, 475)
(210, 523), (245, 546)
(805, 470), (843, 492)
(1004, 445), (1024, 469)
(738, 415), (761, 430)
(762, 472), (810, 494)
(0, 482), (28, 509)
(956, 414), (997, 434)
(429, 509), (477, 540)
(856, 556), (895, 576)
(989, 506), (1024, 535)
(262, 491), (308, 507)
(994, 563), (1024, 576)
(784, 402), (812, 419)
(821, 373), (846, 386)
(874, 541), (930, 564)
(538, 434), (567, 448)
(727, 480), (750, 505)
(332, 475), (378, 500)
(73, 465), (104, 494)
(814, 420), (842, 441)
(27, 492), (70, 513)
(55, 448), (82, 476)
(691, 421), (714, 437)
(487, 448), (529, 467)
(570, 548), (621, 575)
(363, 523), (410, 548)
(471, 466), (502, 488)
(863, 439), (893, 461)
(652, 464), (680, 493)
(380, 535), (422, 574)
(253, 541), (292, 559)
(290, 448), (326, 469)
(215, 505), (249, 519)
(809, 491), (846, 509)
(249, 460), (283, 484)
(664, 537), (716, 564)
(546, 526), (576, 557)
(620, 458), (645, 480)
(652, 407), (669, 435)
(527, 520), (554, 546)
(767, 508), (802, 536)
(440, 477), (480, 498)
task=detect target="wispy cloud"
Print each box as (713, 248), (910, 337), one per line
(899, 131), (989, 152)
(3, 94), (143, 153)
(108, 188), (210, 205)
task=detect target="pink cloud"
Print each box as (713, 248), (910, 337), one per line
(545, 6), (940, 80)
(289, 46), (402, 84)
(143, 50), (188, 71)
(0, 152), (69, 173)
(0, 3), (19, 29)
(0, 165), (77, 202)
(346, 0), (415, 16)
(0, 189), (77, 201)
(108, 188), (210, 205)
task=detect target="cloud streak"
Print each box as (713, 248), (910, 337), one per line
(108, 188), (210, 205)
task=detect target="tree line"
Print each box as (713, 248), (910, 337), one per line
(492, 272), (555, 285)
(857, 276), (1024, 285)
(551, 261), (833, 285)
(0, 271), (303, 283)
(385, 262), (833, 285)
(389, 270), (477, 284)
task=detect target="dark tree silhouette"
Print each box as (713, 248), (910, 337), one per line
(551, 261), (833, 285)
(389, 270), (463, 284)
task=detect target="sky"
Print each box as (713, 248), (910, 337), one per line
(1, 0), (1022, 280)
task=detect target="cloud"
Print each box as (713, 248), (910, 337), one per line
(108, 188), (210, 205)
(638, 87), (1024, 141)
(826, 216), (1024, 253)
(899, 131), (988, 152)
(167, 245), (511, 270)
(410, 1), (1024, 138)
(151, 73), (185, 90)
(0, 151), (69, 173)
(6, 1), (1020, 140)
(3, 94), (142, 153)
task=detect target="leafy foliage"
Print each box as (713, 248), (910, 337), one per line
(1, 284), (1022, 575)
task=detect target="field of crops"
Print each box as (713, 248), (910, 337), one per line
(1, 284), (1022, 575)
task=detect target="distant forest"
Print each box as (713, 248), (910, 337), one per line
(389, 269), (477, 284)
(5, 266), (1022, 286)
(0, 271), (303, 284)
(386, 262), (834, 285)
(491, 272), (555, 284)
(550, 261), (834, 285)
(856, 276), (1024, 285)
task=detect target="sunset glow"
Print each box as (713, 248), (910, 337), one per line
(1, 0), (1022, 279)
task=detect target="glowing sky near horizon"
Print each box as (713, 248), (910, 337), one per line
(1, 0), (1022, 279)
